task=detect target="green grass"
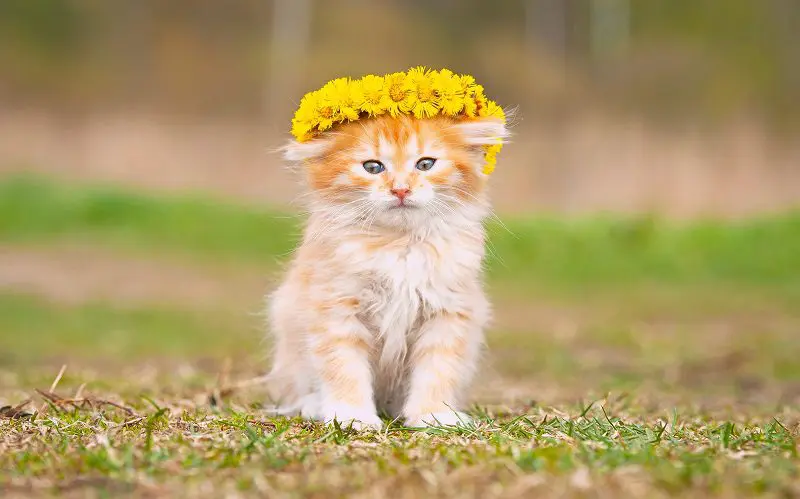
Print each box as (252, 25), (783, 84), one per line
(1, 396), (797, 498)
(0, 174), (298, 264)
(0, 293), (255, 364)
(2, 174), (799, 290)
(1, 174), (799, 498)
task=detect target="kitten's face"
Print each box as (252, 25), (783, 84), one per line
(285, 115), (507, 228)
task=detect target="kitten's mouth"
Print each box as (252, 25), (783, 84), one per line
(389, 200), (416, 210)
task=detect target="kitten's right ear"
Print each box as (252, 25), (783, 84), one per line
(452, 118), (510, 146)
(281, 137), (334, 163)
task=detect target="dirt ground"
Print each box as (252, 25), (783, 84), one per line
(2, 241), (797, 410)
(0, 244), (269, 311)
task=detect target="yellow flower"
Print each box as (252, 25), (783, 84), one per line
(289, 67), (506, 173)
(402, 66), (440, 119)
(359, 75), (386, 116)
(464, 84), (487, 118)
(319, 78), (362, 122)
(460, 77), (478, 117)
(291, 91), (319, 141)
(474, 85), (490, 117)
(483, 144), (501, 175)
(383, 72), (409, 117)
(341, 78), (366, 121)
(294, 91), (317, 120)
(313, 88), (339, 131)
(484, 100), (505, 120)
(458, 74), (477, 96)
(433, 69), (464, 116)
(291, 118), (314, 141)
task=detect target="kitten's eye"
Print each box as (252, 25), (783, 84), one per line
(362, 160), (385, 174)
(415, 157), (436, 171)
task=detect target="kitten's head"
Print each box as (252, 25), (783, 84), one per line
(284, 115), (508, 229)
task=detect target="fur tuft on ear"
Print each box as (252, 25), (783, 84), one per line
(453, 118), (510, 146)
(281, 137), (334, 163)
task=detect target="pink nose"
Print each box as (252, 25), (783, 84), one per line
(390, 188), (410, 200)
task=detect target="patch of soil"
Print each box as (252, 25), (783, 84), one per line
(0, 244), (272, 312)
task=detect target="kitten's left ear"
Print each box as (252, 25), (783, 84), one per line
(452, 118), (510, 146)
(281, 136), (335, 164)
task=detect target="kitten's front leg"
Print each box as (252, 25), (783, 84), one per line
(308, 313), (382, 430)
(403, 311), (483, 428)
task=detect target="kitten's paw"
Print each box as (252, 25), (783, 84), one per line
(405, 410), (473, 428)
(321, 405), (383, 431)
(331, 418), (383, 432)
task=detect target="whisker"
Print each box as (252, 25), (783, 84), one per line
(447, 187), (516, 238)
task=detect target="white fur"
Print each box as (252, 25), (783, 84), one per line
(452, 118), (509, 146)
(281, 136), (334, 163)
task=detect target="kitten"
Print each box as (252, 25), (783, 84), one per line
(267, 114), (508, 429)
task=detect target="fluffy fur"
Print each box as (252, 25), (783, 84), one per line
(266, 114), (508, 429)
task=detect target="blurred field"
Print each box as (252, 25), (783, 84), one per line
(3, 110), (800, 218)
(1, 175), (799, 497)
(2, 1), (800, 218)
(2, 2), (799, 495)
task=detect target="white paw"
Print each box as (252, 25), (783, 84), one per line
(405, 410), (473, 428)
(321, 405), (383, 431)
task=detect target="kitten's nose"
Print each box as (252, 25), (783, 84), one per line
(390, 188), (410, 201)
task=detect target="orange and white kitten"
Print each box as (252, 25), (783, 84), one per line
(267, 114), (508, 429)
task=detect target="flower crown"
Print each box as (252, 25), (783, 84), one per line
(290, 67), (506, 175)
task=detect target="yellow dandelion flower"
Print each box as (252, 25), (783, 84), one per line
(433, 69), (464, 116)
(382, 72), (409, 117)
(313, 87), (339, 131)
(291, 91), (319, 140)
(484, 100), (505, 120)
(402, 66), (440, 119)
(475, 93), (490, 117)
(294, 91), (317, 121)
(404, 66), (431, 83)
(318, 78), (361, 122)
(291, 117), (314, 141)
(290, 67), (506, 172)
(359, 74), (386, 116)
(463, 100), (476, 117)
(483, 144), (501, 175)
(458, 74), (477, 96)
(337, 78), (365, 121)
(460, 76), (479, 117)
(465, 84), (487, 118)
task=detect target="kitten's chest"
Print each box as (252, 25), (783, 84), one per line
(351, 234), (483, 323)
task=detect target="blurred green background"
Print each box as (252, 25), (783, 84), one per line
(0, 0), (799, 409)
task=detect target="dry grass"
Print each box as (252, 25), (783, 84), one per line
(2, 365), (798, 499)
